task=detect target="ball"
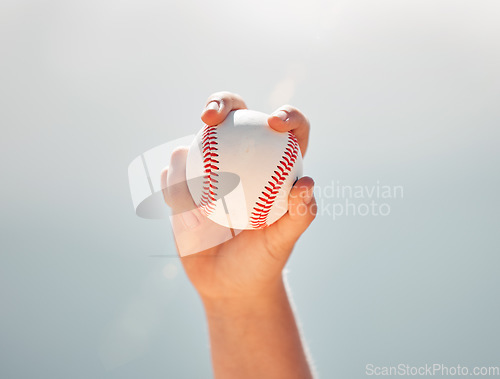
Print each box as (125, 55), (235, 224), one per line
(186, 109), (303, 230)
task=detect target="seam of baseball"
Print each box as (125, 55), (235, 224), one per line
(249, 132), (300, 229)
(199, 125), (219, 216)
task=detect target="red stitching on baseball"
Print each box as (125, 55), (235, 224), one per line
(249, 132), (300, 229)
(199, 125), (219, 216)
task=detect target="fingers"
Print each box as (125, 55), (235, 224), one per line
(201, 91), (247, 126)
(201, 94), (310, 157)
(265, 177), (317, 259)
(162, 147), (238, 257)
(162, 147), (198, 215)
(268, 105), (310, 157)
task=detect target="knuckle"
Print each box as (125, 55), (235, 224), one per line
(280, 105), (309, 124)
(282, 104), (297, 112)
(207, 91), (233, 102)
(206, 91), (246, 112)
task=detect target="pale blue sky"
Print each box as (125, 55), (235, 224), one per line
(1, 1), (499, 378)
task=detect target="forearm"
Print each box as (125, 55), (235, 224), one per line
(202, 278), (313, 379)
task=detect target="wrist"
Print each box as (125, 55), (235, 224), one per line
(201, 276), (288, 319)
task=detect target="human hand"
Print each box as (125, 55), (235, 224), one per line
(161, 91), (317, 303)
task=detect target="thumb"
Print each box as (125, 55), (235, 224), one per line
(265, 176), (317, 256)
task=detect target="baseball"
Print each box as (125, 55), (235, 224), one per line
(186, 109), (303, 230)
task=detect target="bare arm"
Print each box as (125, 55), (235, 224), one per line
(203, 279), (312, 379)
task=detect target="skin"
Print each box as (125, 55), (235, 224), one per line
(161, 91), (317, 379)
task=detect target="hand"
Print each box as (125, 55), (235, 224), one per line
(161, 91), (317, 302)
(162, 92), (317, 379)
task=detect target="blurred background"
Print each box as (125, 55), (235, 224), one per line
(1, 0), (499, 378)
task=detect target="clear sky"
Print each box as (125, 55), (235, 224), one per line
(1, 0), (499, 378)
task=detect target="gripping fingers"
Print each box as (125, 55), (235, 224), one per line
(287, 176), (317, 226)
(161, 147), (198, 215)
(265, 176), (317, 258)
(161, 147), (237, 256)
(201, 91), (247, 126)
(268, 105), (310, 157)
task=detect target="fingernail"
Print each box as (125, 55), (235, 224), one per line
(272, 110), (289, 121)
(302, 186), (315, 205)
(181, 211), (200, 229)
(206, 101), (219, 112)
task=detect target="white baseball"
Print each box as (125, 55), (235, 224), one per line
(186, 109), (303, 230)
